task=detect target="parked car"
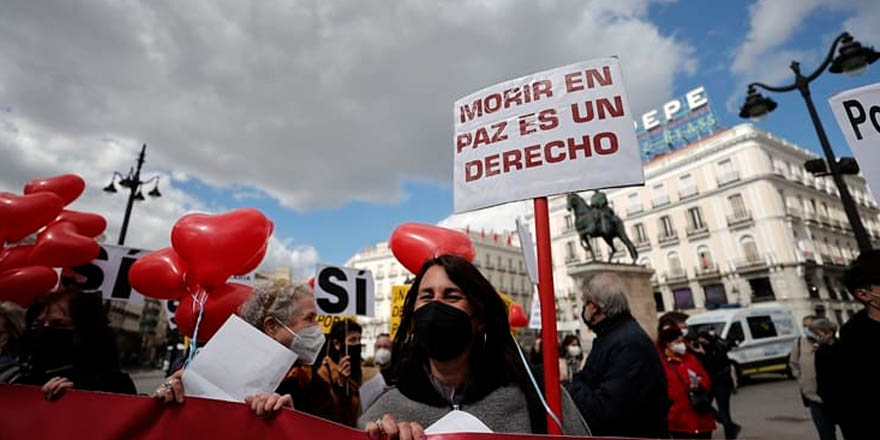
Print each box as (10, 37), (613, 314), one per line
(687, 303), (798, 382)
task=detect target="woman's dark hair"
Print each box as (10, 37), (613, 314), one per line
(24, 287), (120, 372)
(559, 334), (580, 354)
(391, 255), (548, 432)
(315, 318), (364, 382)
(657, 325), (683, 347)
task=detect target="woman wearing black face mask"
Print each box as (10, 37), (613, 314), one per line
(360, 255), (590, 439)
(14, 288), (135, 399)
(313, 318), (369, 427)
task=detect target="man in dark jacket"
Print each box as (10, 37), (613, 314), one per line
(817, 250), (880, 440)
(565, 273), (669, 439)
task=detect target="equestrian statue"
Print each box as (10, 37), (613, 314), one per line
(566, 191), (638, 264)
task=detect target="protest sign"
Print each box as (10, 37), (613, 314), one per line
(829, 82), (880, 195)
(317, 314), (356, 334)
(528, 292), (542, 330)
(314, 264), (375, 317)
(389, 285), (409, 339)
(454, 58), (644, 213)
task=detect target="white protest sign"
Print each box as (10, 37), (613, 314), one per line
(528, 292), (542, 330)
(314, 264), (375, 317)
(60, 244), (148, 304)
(829, 82), (880, 196)
(515, 218), (538, 285)
(453, 58), (644, 213)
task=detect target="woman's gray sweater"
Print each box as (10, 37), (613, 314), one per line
(358, 385), (591, 436)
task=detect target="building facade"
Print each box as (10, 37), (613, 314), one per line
(530, 123), (879, 337)
(346, 230), (535, 358)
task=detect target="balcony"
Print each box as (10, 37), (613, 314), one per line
(652, 195), (670, 209)
(564, 255), (580, 265)
(727, 210), (753, 228)
(734, 254), (767, 271)
(818, 214), (833, 228)
(679, 186), (699, 199)
(634, 237), (651, 250)
(626, 204), (644, 216)
(695, 263), (721, 279)
(657, 231), (679, 246)
(785, 206), (802, 219)
(717, 170), (741, 187)
(685, 224), (710, 240)
(665, 268), (688, 283)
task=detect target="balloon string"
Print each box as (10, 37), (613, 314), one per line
(184, 289), (208, 367)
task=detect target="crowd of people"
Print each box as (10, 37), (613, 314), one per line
(0, 249), (877, 440)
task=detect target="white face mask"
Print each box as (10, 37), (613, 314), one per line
(278, 320), (325, 365)
(374, 348), (392, 365)
(670, 341), (687, 355)
(567, 345), (582, 358)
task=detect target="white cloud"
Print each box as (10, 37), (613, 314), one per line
(261, 235), (320, 280)
(438, 200), (531, 234)
(0, 0), (696, 212)
(728, 0), (880, 111)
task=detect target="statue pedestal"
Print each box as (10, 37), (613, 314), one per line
(567, 263), (659, 340)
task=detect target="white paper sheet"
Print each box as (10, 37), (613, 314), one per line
(425, 410), (493, 434)
(359, 372), (388, 413)
(181, 314), (297, 402)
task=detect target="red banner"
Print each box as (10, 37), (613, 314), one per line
(0, 384), (638, 440)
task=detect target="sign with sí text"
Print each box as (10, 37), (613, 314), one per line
(313, 264), (375, 317)
(453, 58), (644, 213)
(829, 82), (880, 196)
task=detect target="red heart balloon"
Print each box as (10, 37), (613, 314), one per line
(129, 247), (189, 300)
(171, 209), (273, 288)
(29, 221), (100, 268)
(508, 303), (528, 328)
(0, 192), (65, 243)
(23, 174), (86, 206)
(54, 210), (107, 237)
(175, 283), (252, 342)
(234, 240), (269, 276)
(0, 266), (59, 307)
(307, 275), (315, 289)
(0, 245), (35, 273)
(389, 223), (476, 274)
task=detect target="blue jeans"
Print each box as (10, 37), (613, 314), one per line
(808, 401), (837, 440)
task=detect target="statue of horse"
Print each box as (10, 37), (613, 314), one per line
(566, 191), (638, 263)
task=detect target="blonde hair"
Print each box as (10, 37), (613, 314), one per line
(237, 280), (313, 330)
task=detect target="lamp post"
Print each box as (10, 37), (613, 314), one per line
(739, 32), (879, 253)
(103, 144), (162, 246)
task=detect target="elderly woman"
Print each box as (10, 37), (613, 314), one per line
(565, 273), (670, 438)
(156, 281), (357, 424)
(361, 255), (590, 439)
(14, 288), (136, 398)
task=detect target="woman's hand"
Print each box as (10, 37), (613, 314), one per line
(154, 369), (185, 404)
(42, 376), (73, 400)
(337, 356), (352, 383)
(244, 392), (293, 417)
(365, 414), (426, 440)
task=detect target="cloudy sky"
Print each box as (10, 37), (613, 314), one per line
(2, 0), (879, 278)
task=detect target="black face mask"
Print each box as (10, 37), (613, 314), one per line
(27, 327), (76, 374)
(413, 302), (473, 361)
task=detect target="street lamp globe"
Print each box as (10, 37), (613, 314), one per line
(829, 34), (880, 77)
(739, 87), (777, 122)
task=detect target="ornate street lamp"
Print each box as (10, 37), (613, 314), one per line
(739, 32), (878, 253)
(103, 144), (162, 245)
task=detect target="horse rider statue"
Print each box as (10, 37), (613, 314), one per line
(566, 191), (638, 263)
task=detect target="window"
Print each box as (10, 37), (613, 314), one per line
(746, 316), (778, 339)
(718, 159), (733, 174)
(741, 236), (759, 261)
(652, 184), (669, 207)
(749, 277), (776, 301)
(565, 241), (576, 261)
(673, 287), (695, 310)
(659, 216), (675, 236)
(564, 215), (573, 231)
(697, 246), (713, 269)
(727, 322), (745, 346)
(679, 174), (697, 198)
(668, 252), (682, 272)
(654, 291), (665, 312)
(729, 194), (747, 217)
(633, 223), (647, 243)
(717, 158), (738, 184)
(703, 284), (727, 306)
(627, 193), (642, 214)
(778, 189), (786, 209)
(687, 207), (705, 230)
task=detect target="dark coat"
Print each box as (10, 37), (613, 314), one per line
(566, 313), (670, 438)
(817, 310), (880, 440)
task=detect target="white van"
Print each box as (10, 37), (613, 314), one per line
(686, 304), (798, 380)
